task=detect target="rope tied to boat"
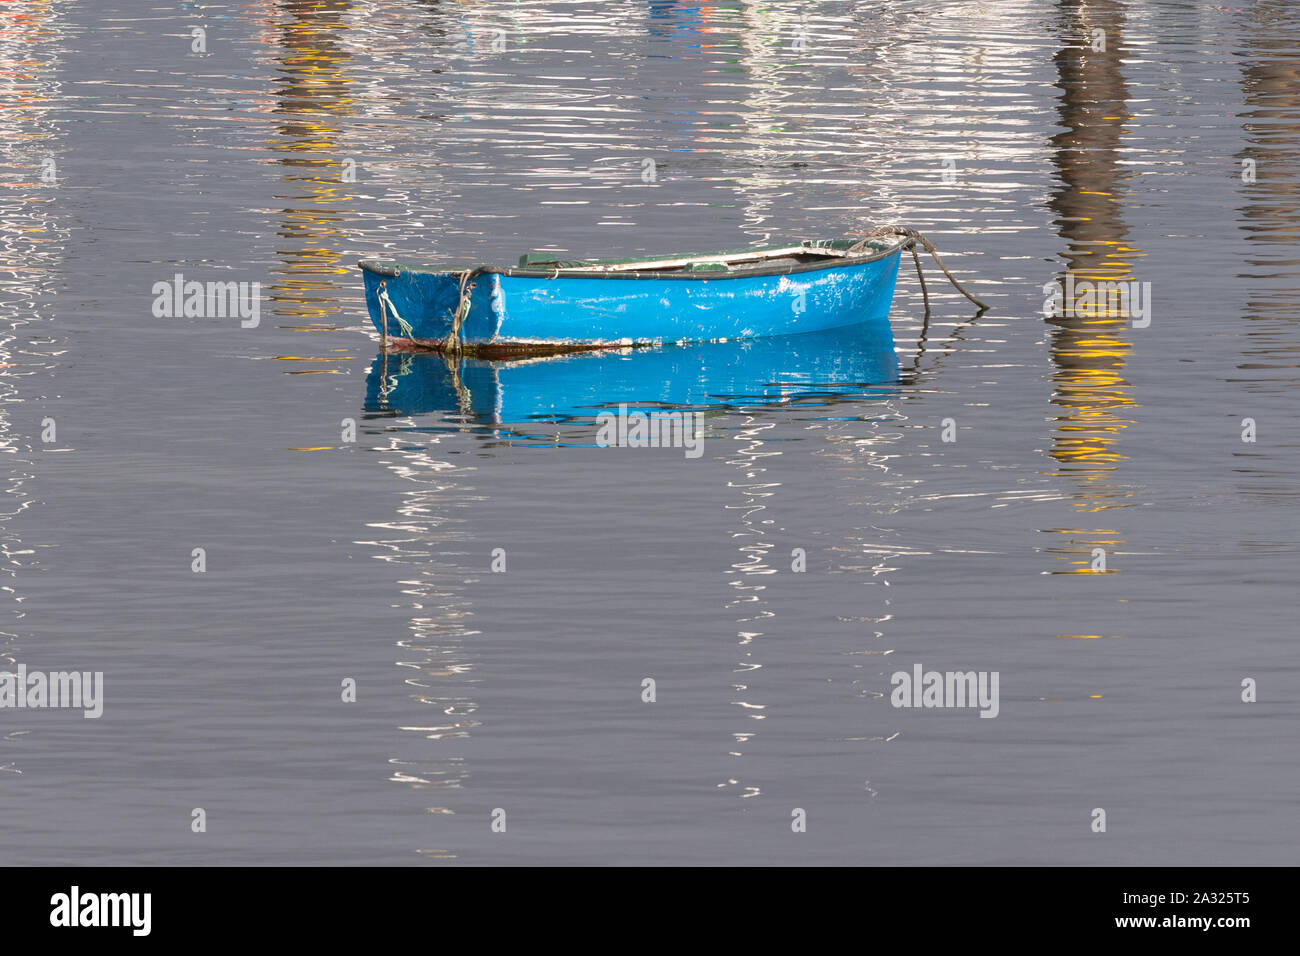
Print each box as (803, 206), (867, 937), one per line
(850, 226), (989, 314)
(444, 268), (483, 354)
(376, 281), (415, 344)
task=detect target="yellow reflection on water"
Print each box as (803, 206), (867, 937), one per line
(1042, 0), (1141, 573)
(263, 0), (357, 324)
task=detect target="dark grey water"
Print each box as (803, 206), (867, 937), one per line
(1, 0), (1297, 865)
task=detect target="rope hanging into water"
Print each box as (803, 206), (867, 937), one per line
(850, 226), (989, 313)
(444, 268), (483, 354)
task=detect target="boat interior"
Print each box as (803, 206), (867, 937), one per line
(517, 240), (886, 274)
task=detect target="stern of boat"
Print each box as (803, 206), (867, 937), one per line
(359, 260), (499, 347)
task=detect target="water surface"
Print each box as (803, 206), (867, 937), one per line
(0, 0), (1297, 865)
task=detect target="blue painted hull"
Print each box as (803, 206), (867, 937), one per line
(359, 240), (904, 350)
(364, 321), (898, 424)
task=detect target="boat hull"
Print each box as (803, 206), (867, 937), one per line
(360, 244), (904, 351)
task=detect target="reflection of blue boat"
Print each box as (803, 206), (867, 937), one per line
(364, 322), (898, 423)
(358, 237), (907, 354)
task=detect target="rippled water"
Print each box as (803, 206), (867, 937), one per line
(1, 0), (1297, 865)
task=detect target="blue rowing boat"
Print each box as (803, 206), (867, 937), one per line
(358, 235), (912, 356)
